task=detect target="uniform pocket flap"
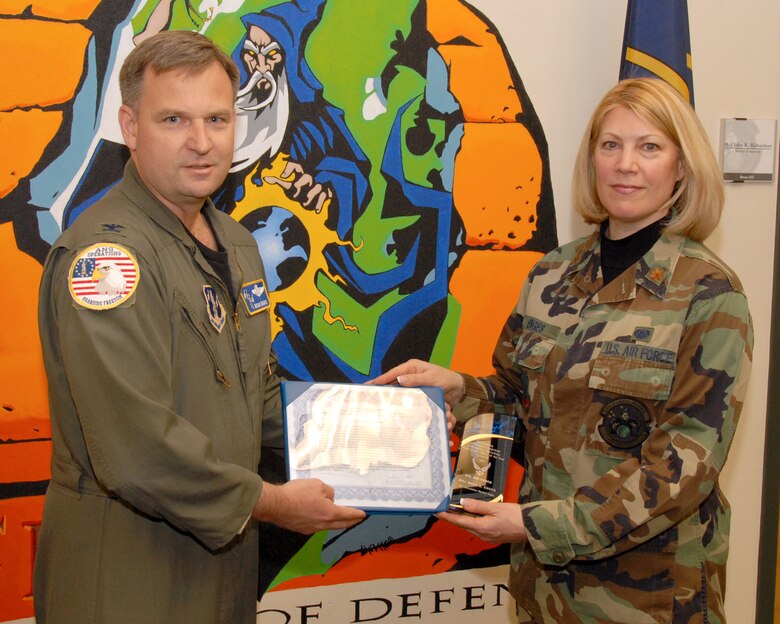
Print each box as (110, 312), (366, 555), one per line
(589, 340), (675, 400)
(511, 330), (557, 371)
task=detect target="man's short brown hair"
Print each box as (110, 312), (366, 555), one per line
(119, 30), (239, 110)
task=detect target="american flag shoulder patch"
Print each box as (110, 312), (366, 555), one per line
(68, 243), (140, 310)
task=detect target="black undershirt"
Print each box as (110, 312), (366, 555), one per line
(187, 218), (235, 303)
(600, 218), (664, 285)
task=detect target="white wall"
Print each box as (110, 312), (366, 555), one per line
(469, 1), (780, 621)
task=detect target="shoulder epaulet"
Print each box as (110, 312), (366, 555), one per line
(679, 238), (744, 292)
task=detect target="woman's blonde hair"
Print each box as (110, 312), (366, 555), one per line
(572, 78), (723, 241)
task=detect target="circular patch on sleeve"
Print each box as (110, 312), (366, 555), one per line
(68, 243), (140, 310)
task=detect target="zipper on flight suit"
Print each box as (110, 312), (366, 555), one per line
(226, 263), (249, 396)
(180, 303), (231, 388)
(216, 370), (230, 387)
(226, 253), (259, 435)
(205, 253), (249, 402)
(190, 240), (247, 396)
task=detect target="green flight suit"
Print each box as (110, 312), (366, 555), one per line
(34, 161), (282, 624)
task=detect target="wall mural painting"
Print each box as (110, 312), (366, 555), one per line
(0, 0), (557, 620)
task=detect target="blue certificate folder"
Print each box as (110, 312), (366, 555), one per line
(281, 381), (452, 513)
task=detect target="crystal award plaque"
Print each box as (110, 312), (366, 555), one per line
(449, 412), (517, 511)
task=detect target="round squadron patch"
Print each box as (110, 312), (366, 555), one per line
(68, 243), (140, 310)
(598, 398), (651, 449)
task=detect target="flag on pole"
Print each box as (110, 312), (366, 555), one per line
(619, 0), (695, 106)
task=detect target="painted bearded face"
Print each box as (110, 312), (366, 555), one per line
(231, 24), (289, 172)
(236, 25), (284, 112)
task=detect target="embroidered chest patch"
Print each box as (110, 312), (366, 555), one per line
(69, 244), (139, 310)
(202, 285), (226, 333)
(632, 326), (654, 342)
(240, 279), (270, 315)
(599, 398), (651, 449)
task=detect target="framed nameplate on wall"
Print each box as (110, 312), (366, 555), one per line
(282, 381), (451, 513)
(720, 117), (777, 182)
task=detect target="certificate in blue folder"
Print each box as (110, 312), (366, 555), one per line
(281, 381), (451, 513)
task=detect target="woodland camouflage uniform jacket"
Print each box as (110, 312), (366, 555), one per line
(458, 230), (753, 624)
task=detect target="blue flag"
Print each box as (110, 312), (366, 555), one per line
(619, 0), (694, 106)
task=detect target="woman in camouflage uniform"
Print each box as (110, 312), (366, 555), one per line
(371, 78), (753, 624)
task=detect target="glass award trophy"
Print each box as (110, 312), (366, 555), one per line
(449, 412), (517, 511)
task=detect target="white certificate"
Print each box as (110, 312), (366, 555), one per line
(282, 381), (451, 513)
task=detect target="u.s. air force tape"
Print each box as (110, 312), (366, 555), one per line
(68, 243), (139, 310)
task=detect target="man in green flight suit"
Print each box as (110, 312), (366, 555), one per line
(33, 29), (365, 624)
